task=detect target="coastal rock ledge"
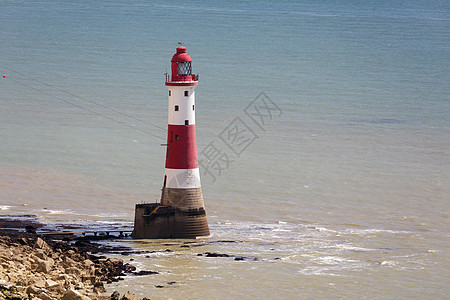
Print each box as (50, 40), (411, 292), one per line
(0, 235), (150, 300)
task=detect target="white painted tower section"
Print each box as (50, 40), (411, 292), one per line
(164, 85), (201, 189)
(164, 168), (201, 188)
(167, 86), (196, 125)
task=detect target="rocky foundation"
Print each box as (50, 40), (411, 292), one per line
(0, 217), (151, 300)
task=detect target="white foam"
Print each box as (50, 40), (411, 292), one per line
(345, 228), (412, 235)
(0, 205), (11, 210)
(335, 244), (373, 252)
(42, 209), (73, 215)
(272, 228), (291, 232)
(380, 260), (397, 266)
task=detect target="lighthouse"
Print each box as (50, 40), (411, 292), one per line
(132, 45), (210, 239)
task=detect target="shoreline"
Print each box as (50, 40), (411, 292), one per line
(0, 215), (151, 300)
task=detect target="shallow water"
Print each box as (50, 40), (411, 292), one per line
(1, 0), (449, 298)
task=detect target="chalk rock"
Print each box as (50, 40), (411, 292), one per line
(0, 279), (13, 289)
(66, 266), (82, 276)
(34, 237), (47, 250)
(81, 275), (94, 283)
(18, 237), (28, 245)
(26, 285), (42, 295)
(93, 280), (106, 294)
(107, 258), (124, 267)
(64, 257), (76, 268)
(35, 250), (47, 260)
(57, 273), (70, 282)
(37, 259), (53, 273)
(36, 290), (55, 300)
(83, 259), (94, 268)
(75, 281), (84, 290)
(111, 291), (121, 300)
(32, 276), (47, 288)
(61, 289), (91, 300)
(45, 279), (59, 288)
(121, 291), (141, 300)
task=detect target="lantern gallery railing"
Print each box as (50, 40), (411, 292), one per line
(165, 73), (199, 82)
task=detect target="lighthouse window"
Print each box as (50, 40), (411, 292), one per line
(192, 105), (195, 110)
(168, 90), (171, 96)
(185, 120), (189, 125)
(174, 105), (179, 111)
(184, 91), (189, 97)
(174, 135), (179, 141)
(176, 61), (192, 76)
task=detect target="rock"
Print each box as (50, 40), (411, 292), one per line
(0, 279), (13, 289)
(107, 258), (124, 266)
(75, 282), (85, 290)
(83, 259), (94, 268)
(93, 280), (106, 294)
(57, 273), (70, 282)
(81, 275), (95, 283)
(25, 225), (37, 233)
(18, 237), (28, 245)
(66, 266), (82, 276)
(37, 290), (55, 300)
(123, 263), (136, 273)
(133, 270), (158, 276)
(33, 277), (47, 288)
(61, 289), (91, 300)
(120, 291), (141, 300)
(37, 259), (53, 273)
(205, 252), (229, 257)
(45, 279), (59, 288)
(34, 237), (47, 249)
(110, 291), (121, 300)
(35, 250), (47, 260)
(64, 257), (76, 267)
(3, 290), (27, 300)
(26, 285), (42, 295)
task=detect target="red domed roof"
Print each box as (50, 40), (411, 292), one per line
(171, 46), (192, 63)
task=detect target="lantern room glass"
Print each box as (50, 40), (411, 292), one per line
(176, 62), (192, 76)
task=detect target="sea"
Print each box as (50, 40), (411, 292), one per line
(0, 0), (449, 299)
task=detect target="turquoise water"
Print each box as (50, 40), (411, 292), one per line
(1, 1), (449, 298)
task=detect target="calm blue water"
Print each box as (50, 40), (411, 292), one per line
(1, 1), (449, 298)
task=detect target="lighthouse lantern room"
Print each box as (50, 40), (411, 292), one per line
(132, 45), (210, 239)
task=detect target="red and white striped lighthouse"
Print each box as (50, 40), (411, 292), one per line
(162, 46), (201, 193)
(132, 45), (209, 239)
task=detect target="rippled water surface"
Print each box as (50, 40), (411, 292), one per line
(1, 0), (449, 298)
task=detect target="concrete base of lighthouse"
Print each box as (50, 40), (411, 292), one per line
(132, 188), (210, 239)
